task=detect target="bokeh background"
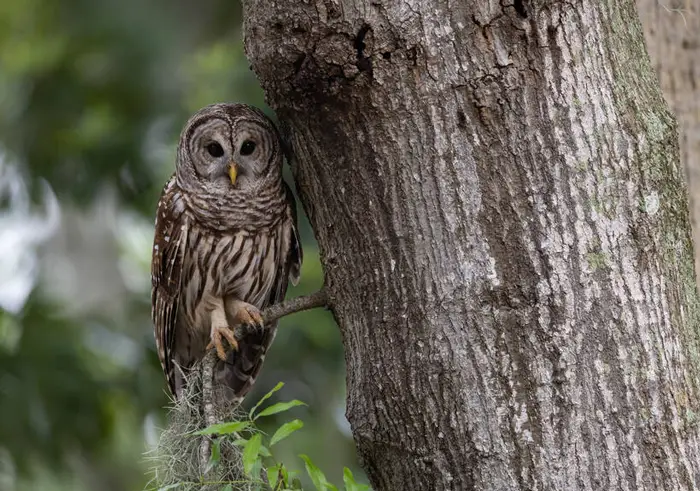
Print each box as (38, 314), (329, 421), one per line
(0, 1), (357, 489)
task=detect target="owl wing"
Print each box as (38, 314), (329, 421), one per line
(151, 176), (188, 397)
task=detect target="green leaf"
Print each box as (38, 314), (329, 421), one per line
(222, 486), (233, 491)
(233, 436), (270, 455)
(299, 454), (330, 491)
(255, 400), (306, 419)
(249, 381), (285, 419)
(192, 421), (250, 436)
(259, 444), (272, 458)
(270, 419), (304, 446)
(267, 464), (281, 490)
(343, 467), (370, 491)
(243, 433), (262, 476)
(205, 438), (221, 473)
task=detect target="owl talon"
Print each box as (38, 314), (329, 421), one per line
(207, 326), (239, 361)
(233, 303), (264, 330)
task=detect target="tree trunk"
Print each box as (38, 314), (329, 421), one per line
(242, 1), (700, 489)
(638, 0), (700, 284)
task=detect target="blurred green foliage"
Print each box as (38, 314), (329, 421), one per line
(0, 1), (355, 489)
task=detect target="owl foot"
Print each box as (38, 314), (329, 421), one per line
(207, 302), (240, 361)
(230, 301), (264, 330)
(206, 300), (265, 361)
(207, 325), (239, 361)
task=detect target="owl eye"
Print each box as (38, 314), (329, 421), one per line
(205, 142), (224, 158)
(240, 140), (256, 156)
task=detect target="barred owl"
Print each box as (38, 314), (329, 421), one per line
(151, 103), (302, 401)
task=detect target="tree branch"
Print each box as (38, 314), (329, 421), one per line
(261, 288), (328, 324)
(199, 350), (218, 477)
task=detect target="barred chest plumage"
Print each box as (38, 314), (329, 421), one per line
(179, 214), (292, 338)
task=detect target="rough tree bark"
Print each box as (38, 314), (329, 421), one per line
(243, 1), (700, 490)
(638, 0), (700, 283)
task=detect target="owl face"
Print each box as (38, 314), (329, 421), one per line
(177, 104), (282, 195)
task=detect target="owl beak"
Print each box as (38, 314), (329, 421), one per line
(228, 162), (238, 185)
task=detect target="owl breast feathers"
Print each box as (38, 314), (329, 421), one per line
(151, 103), (302, 402)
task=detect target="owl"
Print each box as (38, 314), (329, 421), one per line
(151, 103), (302, 401)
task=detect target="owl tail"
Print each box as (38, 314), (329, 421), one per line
(213, 323), (278, 402)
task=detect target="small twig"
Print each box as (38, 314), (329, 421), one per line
(658, 0), (691, 28)
(261, 288), (328, 324)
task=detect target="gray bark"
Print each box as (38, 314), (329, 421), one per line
(638, 0), (700, 283)
(242, 1), (700, 489)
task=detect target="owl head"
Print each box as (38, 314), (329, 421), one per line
(175, 103), (283, 196)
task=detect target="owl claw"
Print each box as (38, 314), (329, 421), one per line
(207, 326), (239, 361)
(206, 301), (264, 361)
(233, 304), (264, 330)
